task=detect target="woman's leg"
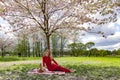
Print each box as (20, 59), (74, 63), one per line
(53, 66), (71, 73)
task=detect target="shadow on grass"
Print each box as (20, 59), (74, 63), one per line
(0, 64), (120, 80)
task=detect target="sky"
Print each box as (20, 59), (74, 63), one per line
(81, 18), (120, 51)
(0, 16), (120, 51)
(0, 17), (14, 38)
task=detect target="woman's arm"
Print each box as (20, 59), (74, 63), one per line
(52, 58), (58, 65)
(42, 57), (45, 67)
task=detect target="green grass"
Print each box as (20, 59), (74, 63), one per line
(1, 56), (120, 67)
(0, 57), (120, 80)
(0, 56), (41, 62)
(56, 57), (120, 67)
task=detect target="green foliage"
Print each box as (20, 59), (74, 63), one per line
(32, 41), (41, 57)
(115, 48), (120, 55)
(51, 34), (67, 57)
(14, 37), (30, 57)
(85, 42), (95, 50)
(3, 39), (120, 57)
(68, 42), (86, 56)
(66, 41), (115, 57)
(51, 34), (60, 56)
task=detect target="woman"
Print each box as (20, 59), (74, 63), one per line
(42, 49), (71, 73)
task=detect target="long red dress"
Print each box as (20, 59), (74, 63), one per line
(42, 56), (71, 73)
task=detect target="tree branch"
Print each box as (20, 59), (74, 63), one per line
(14, 0), (45, 31)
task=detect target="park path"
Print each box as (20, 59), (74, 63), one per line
(0, 60), (41, 69)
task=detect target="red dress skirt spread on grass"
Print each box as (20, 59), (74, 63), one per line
(42, 56), (71, 73)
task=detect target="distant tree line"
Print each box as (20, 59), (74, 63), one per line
(1, 33), (120, 57)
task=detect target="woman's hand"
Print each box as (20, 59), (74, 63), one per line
(37, 68), (44, 73)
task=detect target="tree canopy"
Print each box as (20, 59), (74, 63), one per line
(0, 0), (120, 51)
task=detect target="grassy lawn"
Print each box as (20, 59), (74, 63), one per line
(0, 57), (120, 80)
(0, 56), (41, 62)
(56, 57), (120, 67)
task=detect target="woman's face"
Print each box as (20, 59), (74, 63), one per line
(46, 50), (50, 56)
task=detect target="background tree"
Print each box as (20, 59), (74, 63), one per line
(32, 33), (41, 57)
(59, 35), (67, 56)
(51, 34), (59, 56)
(51, 33), (67, 56)
(89, 48), (99, 56)
(115, 48), (120, 55)
(85, 42), (95, 50)
(85, 42), (95, 56)
(14, 31), (30, 57)
(0, 36), (14, 57)
(68, 42), (86, 56)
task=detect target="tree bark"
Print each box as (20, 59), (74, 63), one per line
(1, 47), (4, 57)
(46, 35), (50, 50)
(42, 0), (50, 50)
(60, 36), (64, 56)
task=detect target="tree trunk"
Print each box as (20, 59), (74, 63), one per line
(27, 42), (30, 57)
(43, 0), (50, 50)
(40, 40), (43, 56)
(60, 37), (63, 56)
(46, 35), (50, 50)
(32, 43), (35, 57)
(1, 47), (4, 57)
